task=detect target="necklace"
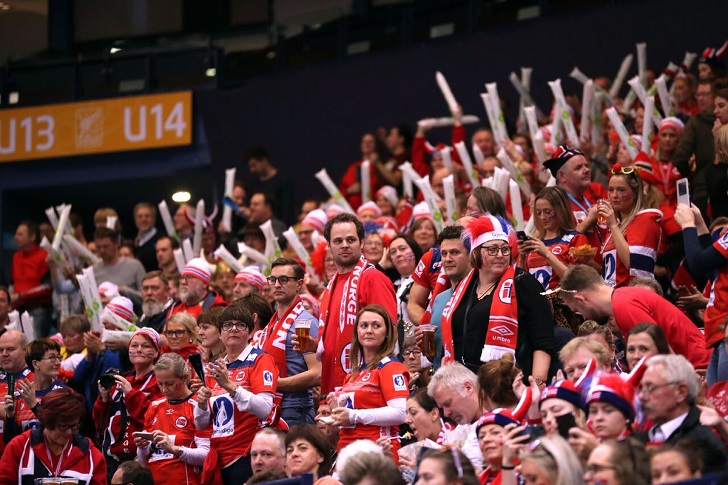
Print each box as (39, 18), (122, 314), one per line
(476, 281), (497, 300)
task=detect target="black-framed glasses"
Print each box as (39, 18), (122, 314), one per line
(164, 329), (188, 338)
(221, 321), (249, 332)
(637, 381), (677, 395)
(57, 422), (81, 432)
(483, 245), (512, 256)
(40, 354), (62, 362)
(585, 463), (616, 474)
(266, 276), (299, 285)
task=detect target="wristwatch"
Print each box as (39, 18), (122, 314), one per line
(533, 377), (545, 386)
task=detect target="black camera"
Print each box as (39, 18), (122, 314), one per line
(98, 368), (121, 389)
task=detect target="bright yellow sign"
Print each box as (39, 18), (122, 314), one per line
(0, 91), (192, 163)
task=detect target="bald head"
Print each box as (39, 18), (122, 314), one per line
(0, 330), (28, 373)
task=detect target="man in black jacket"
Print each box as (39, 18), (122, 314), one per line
(633, 354), (727, 475)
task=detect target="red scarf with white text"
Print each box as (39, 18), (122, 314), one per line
(318, 255), (372, 394)
(440, 265), (519, 365)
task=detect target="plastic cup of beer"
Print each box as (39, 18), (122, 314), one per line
(420, 324), (436, 359)
(597, 199), (607, 224)
(60, 480), (79, 485)
(294, 319), (312, 351)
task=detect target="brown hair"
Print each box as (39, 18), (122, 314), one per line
(478, 353), (518, 409)
(627, 323), (671, 356)
(284, 424), (332, 479)
(26, 338), (61, 369)
(350, 304), (398, 374)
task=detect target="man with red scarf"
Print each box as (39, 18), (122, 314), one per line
(259, 258), (321, 426)
(317, 213), (397, 395)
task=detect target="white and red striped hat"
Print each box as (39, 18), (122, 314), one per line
(301, 209), (328, 233)
(98, 281), (120, 299)
(659, 117), (685, 137)
(464, 214), (511, 254)
(131, 327), (160, 353)
(101, 296), (136, 330)
(182, 257), (212, 285)
(375, 186), (399, 208)
(235, 266), (266, 291)
(357, 201), (382, 218)
(412, 202), (434, 222)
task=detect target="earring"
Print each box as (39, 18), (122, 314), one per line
(189, 339), (193, 343)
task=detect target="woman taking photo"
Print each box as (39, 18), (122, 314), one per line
(441, 215), (553, 382)
(329, 304), (409, 458)
(162, 312), (201, 359)
(599, 165), (662, 288)
(194, 303), (278, 485)
(284, 424), (337, 484)
(0, 388), (107, 484)
(135, 353), (210, 485)
(518, 186), (590, 290)
(93, 328), (162, 480)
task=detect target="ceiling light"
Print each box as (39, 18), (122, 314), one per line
(172, 191), (191, 203)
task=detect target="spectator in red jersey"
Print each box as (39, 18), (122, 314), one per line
(135, 352), (210, 485)
(0, 388), (106, 485)
(329, 304), (409, 458)
(560, 265), (710, 371)
(93, 328), (163, 481)
(339, 132), (387, 210)
(11, 220), (52, 337)
(598, 165), (661, 288)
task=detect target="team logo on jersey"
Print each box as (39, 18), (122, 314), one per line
(166, 409), (174, 414)
(263, 371), (274, 386)
(392, 374), (406, 391)
(551, 246), (563, 255)
(361, 372), (371, 382)
(341, 343), (352, 374)
(212, 398), (234, 428)
(498, 279), (514, 303)
(719, 233), (728, 250)
(415, 260), (425, 277)
(236, 371), (246, 382)
(175, 417), (188, 428)
(490, 325), (515, 337)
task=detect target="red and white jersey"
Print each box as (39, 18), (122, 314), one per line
(601, 210), (662, 288)
(144, 395), (211, 485)
(204, 346), (278, 466)
(567, 184), (608, 249)
(337, 357), (409, 452)
(524, 231), (589, 290)
(705, 231), (728, 348)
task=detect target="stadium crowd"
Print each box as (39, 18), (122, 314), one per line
(1, 37), (728, 485)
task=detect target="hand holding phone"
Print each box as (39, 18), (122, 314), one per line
(556, 413), (578, 440)
(133, 431), (155, 440)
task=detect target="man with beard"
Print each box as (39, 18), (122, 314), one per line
(316, 213), (396, 395)
(560, 265), (710, 371)
(167, 258), (227, 319)
(138, 271), (174, 333)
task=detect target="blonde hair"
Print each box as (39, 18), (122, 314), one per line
(154, 352), (189, 380)
(167, 312), (201, 344)
(559, 336), (612, 369)
(715, 124), (728, 161)
(520, 435), (583, 485)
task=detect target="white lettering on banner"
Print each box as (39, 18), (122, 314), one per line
(124, 102), (187, 142)
(338, 258), (365, 333)
(272, 329), (287, 351)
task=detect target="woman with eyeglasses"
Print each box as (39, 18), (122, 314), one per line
(194, 303), (278, 485)
(415, 448), (480, 485)
(93, 328), (163, 480)
(0, 388), (107, 484)
(3, 339), (68, 443)
(134, 353), (211, 485)
(162, 312), (201, 360)
(329, 304), (409, 458)
(598, 165), (662, 288)
(440, 215), (553, 386)
(401, 336), (431, 391)
(583, 439), (649, 485)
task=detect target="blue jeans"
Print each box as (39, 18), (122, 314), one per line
(282, 405), (315, 426)
(707, 342), (728, 387)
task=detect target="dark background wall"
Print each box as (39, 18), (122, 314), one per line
(1, 0), (725, 283)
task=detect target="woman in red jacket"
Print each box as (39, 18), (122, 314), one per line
(93, 328), (163, 481)
(0, 388), (107, 485)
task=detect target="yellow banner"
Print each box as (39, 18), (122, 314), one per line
(0, 91), (192, 163)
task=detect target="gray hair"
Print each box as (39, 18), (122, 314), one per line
(153, 352), (189, 379)
(427, 362), (479, 398)
(646, 354), (698, 403)
(253, 427), (286, 456)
